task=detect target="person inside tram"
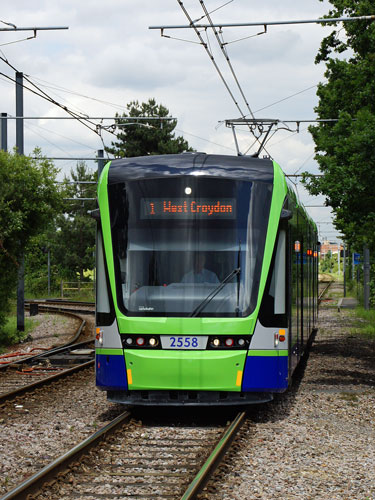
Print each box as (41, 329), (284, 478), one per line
(181, 253), (219, 284)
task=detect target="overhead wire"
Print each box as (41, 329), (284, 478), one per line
(191, 0), (234, 24)
(0, 55), (118, 143)
(1, 39), (319, 159)
(176, 0), (272, 156)
(253, 84), (322, 114)
(176, 1), (250, 127)
(0, 19), (17, 29)
(293, 151), (315, 175)
(25, 79), (96, 118)
(23, 119), (96, 149)
(198, 0), (256, 120)
(24, 122), (80, 157)
(1, 63), (236, 155)
(27, 75), (129, 112)
(174, 127), (236, 152)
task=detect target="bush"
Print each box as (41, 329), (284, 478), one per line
(0, 149), (63, 330)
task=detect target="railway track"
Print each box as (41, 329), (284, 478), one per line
(318, 277), (334, 304)
(0, 340), (94, 404)
(1, 411), (246, 500)
(1, 286), (335, 499)
(25, 299), (95, 316)
(1, 301), (95, 404)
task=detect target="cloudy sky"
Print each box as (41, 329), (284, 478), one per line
(0, 0), (348, 242)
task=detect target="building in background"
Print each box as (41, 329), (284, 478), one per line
(320, 239), (343, 259)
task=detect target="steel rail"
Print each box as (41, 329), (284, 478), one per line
(0, 307), (88, 374)
(181, 411), (246, 499)
(26, 299), (94, 306)
(318, 280), (334, 304)
(0, 359), (94, 405)
(0, 317), (87, 375)
(26, 303), (95, 316)
(0, 411), (131, 500)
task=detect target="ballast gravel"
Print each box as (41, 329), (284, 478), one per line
(1, 311), (85, 364)
(0, 367), (121, 496)
(1, 287), (374, 499)
(200, 290), (375, 500)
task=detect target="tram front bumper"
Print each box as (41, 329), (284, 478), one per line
(124, 349), (247, 391)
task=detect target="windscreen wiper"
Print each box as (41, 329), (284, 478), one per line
(189, 267), (241, 318)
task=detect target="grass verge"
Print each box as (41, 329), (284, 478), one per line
(350, 307), (375, 339)
(0, 316), (39, 353)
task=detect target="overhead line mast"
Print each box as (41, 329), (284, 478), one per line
(149, 15), (375, 31)
(0, 26), (68, 31)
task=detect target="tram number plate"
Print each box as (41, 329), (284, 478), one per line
(160, 335), (208, 350)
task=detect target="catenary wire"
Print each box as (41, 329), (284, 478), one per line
(27, 75), (129, 112)
(191, 0), (234, 24)
(176, 1), (251, 128)
(177, 0), (269, 156)
(0, 56), (115, 139)
(198, 0), (256, 121)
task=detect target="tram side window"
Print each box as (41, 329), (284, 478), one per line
(96, 229), (110, 314)
(259, 230), (287, 327)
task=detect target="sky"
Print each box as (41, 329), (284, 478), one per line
(0, 0), (349, 242)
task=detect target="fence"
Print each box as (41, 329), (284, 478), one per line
(60, 280), (95, 298)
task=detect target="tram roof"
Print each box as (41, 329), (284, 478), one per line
(106, 153), (274, 184)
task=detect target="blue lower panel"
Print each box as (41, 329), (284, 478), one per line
(96, 354), (127, 391)
(242, 355), (288, 392)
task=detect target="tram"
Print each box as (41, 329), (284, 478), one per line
(94, 153), (318, 405)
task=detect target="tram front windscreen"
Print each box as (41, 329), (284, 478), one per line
(108, 176), (272, 317)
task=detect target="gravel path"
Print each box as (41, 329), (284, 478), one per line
(1, 288), (374, 499)
(0, 367), (123, 496)
(200, 287), (375, 500)
(0, 310), (100, 496)
(0, 311), (94, 365)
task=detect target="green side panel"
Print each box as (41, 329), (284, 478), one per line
(124, 350), (247, 391)
(248, 350), (288, 357)
(117, 315), (256, 336)
(98, 161), (119, 311)
(96, 348), (123, 356)
(252, 161), (288, 317)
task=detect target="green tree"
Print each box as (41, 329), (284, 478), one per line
(303, 0), (375, 251)
(106, 98), (193, 157)
(53, 162), (97, 282)
(320, 250), (335, 273)
(0, 149), (63, 330)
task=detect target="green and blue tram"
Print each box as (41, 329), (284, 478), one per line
(94, 153), (318, 405)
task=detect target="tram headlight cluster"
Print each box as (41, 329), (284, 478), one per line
(209, 336), (249, 349)
(123, 336), (159, 348)
(96, 328), (104, 345)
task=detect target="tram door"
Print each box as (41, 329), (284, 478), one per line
(289, 212), (300, 372)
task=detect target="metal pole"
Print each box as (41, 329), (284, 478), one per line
(16, 73), (24, 155)
(16, 258), (25, 331)
(230, 126), (241, 156)
(48, 249), (51, 296)
(1, 112), (7, 151)
(343, 243), (346, 297)
(97, 149), (105, 177)
(338, 243), (340, 276)
(352, 252), (355, 281)
(16, 72), (25, 331)
(149, 15), (375, 30)
(363, 246), (370, 310)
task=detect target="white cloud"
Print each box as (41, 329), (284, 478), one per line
(0, 0), (342, 239)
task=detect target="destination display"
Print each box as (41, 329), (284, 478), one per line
(140, 198), (237, 219)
